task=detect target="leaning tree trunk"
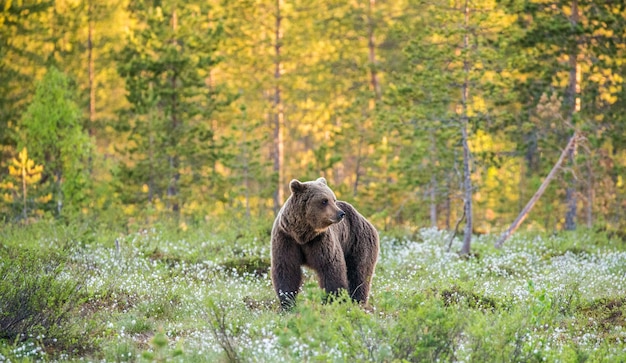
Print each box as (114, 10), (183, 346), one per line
(496, 133), (580, 248)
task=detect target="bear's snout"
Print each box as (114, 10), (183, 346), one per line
(336, 210), (346, 221)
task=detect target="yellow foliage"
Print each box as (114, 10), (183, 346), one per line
(554, 71), (570, 88)
(9, 147), (44, 185)
(153, 197), (165, 212)
(183, 199), (201, 216)
(601, 93), (618, 104)
(470, 96), (487, 115)
(36, 193), (53, 204)
(482, 70), (497, 82)
(469, 129), (493, 154)
(2, 193), (12, 203)
(123, 204), (138, 216)
(179, 221), (188, 231)
(3, 147), (47, 220)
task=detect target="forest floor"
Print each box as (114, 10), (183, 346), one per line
(1, 222), (625, 362)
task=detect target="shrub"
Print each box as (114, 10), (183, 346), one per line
(275, 289), (392, 362)
(206, 299), (243, 363)
(391, 297), (464, 362)
(0, 247), (88, 355)
(141, 330), (184, 362)
(221, 256), (270, 277)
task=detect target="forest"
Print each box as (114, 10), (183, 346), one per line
(2, 0), (626, 240)
(2, 1), (626, 361)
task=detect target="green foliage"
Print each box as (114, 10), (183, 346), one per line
(0, 0), (53, 158)
(116, 0), (233, 218)
(512, 0), (626, 231)
(205, 299), (243, 363)
(391, 297), (464, 362)
(16, 67), (93, 219)
(140, 329), (184, 363)
(383, 0), (522, 232)
(3, 2), (626, 359)
(0, 245), (89, 355)
(277, 290), (392, 362)
(221, 256), (271, 277)
(441, 285), (500, 311)
(1, 222), (626, 361)
(0, 0), (626, 232)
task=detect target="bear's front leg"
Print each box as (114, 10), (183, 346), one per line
(271, 237), (304, 310)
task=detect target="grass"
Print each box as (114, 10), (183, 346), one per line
(1, 221), (626, 362)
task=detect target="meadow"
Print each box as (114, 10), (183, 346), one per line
(1, 221), (625, 362)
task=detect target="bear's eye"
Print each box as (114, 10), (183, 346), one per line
(321, 199), (328, 205)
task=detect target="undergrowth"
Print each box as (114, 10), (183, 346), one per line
(0, 245), (92, 357)
(1, 221), (625, 362)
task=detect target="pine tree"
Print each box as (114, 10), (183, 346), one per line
(117, 0), (229, 218)
(515, 0), (626, 230)
(0, 0), (54, 170)
(389, 0), (518, 251)
(216, 0), (277, 218)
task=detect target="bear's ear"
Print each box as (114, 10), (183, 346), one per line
(289, 179), (306, 194)
(316, 177), (327, 185)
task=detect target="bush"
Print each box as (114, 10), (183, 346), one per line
(391, 297), (465, 362)
(275, 289), (392, 362)
(0, 247), (88, 355)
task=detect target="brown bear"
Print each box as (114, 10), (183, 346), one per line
(270, 177), (379, 309)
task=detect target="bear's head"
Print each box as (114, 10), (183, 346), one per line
(288, 177), (346, 232)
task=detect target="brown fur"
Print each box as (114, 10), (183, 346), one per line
(270, 177), (379, 309)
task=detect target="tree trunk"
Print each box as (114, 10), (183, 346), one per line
(241, 111), (251, 220)
(272, 0), (285, 213)
(445, 186), (451, 230)
(367, 0), (380, 101)
(429, 129), (438, 228)
(21, 161), (27, 220)
(353, 136), (362, 196)
(430, 175), (437, 228)
(585, 159), (593, 227)
(564, 0), (579, 230)
(460, 0), (472, 256)
(353, 0), (379, 197)
(56, 171), (63, 216)
(87, 0), (96, 134)
(148, 127), (154, 204)
(564, 180), (577, 230)
(496, 133), (579, 248)
(168, 9), (180, 214)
